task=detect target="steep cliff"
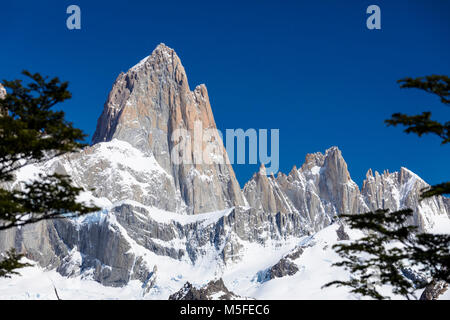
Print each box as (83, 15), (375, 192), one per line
(91, 43), (244, 214)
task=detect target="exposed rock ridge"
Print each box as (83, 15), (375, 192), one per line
(92, 43), (244, 214)
(244, 146), (368, 232)
(0, 83), (5, 99)
(245, 146), (449, 233)
(168, 278), (243, 300)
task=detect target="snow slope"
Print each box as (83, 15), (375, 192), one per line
(1, 139), (449, 300)
(0, 223), (442, 300)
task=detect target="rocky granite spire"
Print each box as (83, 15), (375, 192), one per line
(243, 163), (297, 215)
(92, 43), (245, 214)
(244, 146), (368, 231)
(361, 167), (450, 231)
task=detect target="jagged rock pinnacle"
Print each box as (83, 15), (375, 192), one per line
(91, 43), (245, 214)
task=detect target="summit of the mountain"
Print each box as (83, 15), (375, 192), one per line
(91, 43), (244, 214)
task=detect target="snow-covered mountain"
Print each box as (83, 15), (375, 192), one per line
(91, 43), (244, 215)
(0, 44), (449, 299)
(244, 147), (450, 234)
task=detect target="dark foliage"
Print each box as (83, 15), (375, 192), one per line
(326, 75), (450, 299)
(0, 71), (99, 277)
(0, 249), (31, 278)
(324, 209), (450, 300)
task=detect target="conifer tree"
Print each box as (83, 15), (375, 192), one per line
(0, 71), (99, 277)
(325, 75), (450, 300)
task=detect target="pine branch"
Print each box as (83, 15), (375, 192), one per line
(0, 249), (31, 278)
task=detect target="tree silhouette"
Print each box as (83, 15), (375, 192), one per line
(0, 71), (99, 277)
(325, 75), (450, 300)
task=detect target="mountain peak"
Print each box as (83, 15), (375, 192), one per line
(129, 43), (180, 74)
(399, 166), (424, 184)
(302, 151), (325, 170)
(366, 168), (373, 178)
(324, 146), (343, 159)
(92, 43), (188, 147)
(155, 42), (170, 50)
(259, 163), (267, 175)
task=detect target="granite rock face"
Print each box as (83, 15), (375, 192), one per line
(244, 147), (369, 232)
(362, 167), (450, 231)
(245, 147), (449, 233)
(92, 43), (244, 214)
(257, 245), (306, 282)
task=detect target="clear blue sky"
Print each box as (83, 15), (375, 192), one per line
(1, 0), (449, 187)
